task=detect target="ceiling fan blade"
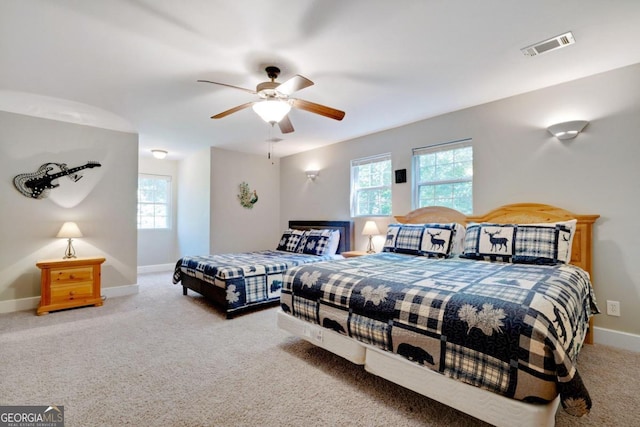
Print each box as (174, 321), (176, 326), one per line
(291, 98), (345, 121)
(278, 115), (295, 134)
(276, 75), (314, 95)
(211, 102), (254, 119)
(197, 80), (256, 94)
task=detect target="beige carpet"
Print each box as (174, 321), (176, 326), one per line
(1, 272), (638, 426)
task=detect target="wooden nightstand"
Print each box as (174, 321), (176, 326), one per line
(36, 257), (106, 315)
(341, 250), (372, 258)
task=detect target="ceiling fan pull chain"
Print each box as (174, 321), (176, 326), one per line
(267, 125), (272, 159)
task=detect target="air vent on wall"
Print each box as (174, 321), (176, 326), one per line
(521, 31), (575, 57)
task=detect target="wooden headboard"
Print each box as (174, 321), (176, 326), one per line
(288, 220), (354, 254)
(396, 203), (599, 344)
(395, 206), (467, 225)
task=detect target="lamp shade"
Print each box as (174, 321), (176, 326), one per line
(56, 222), (83, 238)
(252, 100), (291, 123)
(547, 120), (589, 140)
(362, 220), (380, 236)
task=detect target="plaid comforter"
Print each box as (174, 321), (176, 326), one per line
(173, 250), (333, 313)
(280, 253), (598, 416)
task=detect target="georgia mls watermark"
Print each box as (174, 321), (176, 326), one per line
(0, 406), (64, 427)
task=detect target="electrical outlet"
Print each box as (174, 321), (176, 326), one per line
(606, 300), (621, 317)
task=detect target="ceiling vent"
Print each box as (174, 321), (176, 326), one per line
(521, 31), (575, 57)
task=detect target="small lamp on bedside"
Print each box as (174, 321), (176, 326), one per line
(57, 222), (83, 259)
(362, 220), (380, 254)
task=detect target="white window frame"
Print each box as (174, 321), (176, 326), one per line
(412, 138), (473, 214)
(137, 174), (172, 230)
(350, 153), (392, 217)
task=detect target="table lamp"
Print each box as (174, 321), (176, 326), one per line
(362, 220), (380, 254)
(57, 222), (83, 259)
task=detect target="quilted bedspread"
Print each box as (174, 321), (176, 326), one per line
(173, 250), (333, 313)
(280, 253), (598, 416)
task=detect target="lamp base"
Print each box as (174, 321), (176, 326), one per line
(366, 236), (376, 254)
(63, 238), (77, 259)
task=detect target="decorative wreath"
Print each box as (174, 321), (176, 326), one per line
(237, 182), (258, 209)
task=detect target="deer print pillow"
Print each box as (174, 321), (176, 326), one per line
(383, 223), (461, 258)
(461, 223), (517, 262)
(461, 221), (576, 264)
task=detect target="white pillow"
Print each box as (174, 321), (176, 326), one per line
(325, 229), (341, 255)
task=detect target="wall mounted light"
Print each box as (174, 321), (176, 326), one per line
(151, 149), (168, 159)
(547, 120), (589, 140)
(305, 170), (319, 181)
(252, 99), (291, 124)
(56, 221), (83, 259)
(362, 220), (380, 254)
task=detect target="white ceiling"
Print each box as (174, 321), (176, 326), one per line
(2, 0), (640, 159)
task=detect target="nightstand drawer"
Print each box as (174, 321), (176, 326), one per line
(50, 282), (93, 302)
(51, 267), (94, 284)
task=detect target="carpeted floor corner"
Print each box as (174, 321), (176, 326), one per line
(1, 272), (638, 426)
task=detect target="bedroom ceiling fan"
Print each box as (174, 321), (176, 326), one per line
(198, 66), (345, 134)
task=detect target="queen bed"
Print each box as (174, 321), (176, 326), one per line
(277, 204), (599, 427)
(173, 220), (353, 317)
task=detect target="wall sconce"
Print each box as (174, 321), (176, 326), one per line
(252, 99), (291, 124)
(56, 222), (83, 259)
(362, 220), (380, 254)
(151, 149), (168, 159)
(547, 120), (589, 140)
(306, 170), (319, 181)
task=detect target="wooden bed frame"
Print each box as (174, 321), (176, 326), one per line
(278, 203), (598, 427)
(181, 220), (353, 317)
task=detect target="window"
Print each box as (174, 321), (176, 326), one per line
(350, 153), (392, 217)
(413, 139), (473, 214)
(137, 174), (171, 229)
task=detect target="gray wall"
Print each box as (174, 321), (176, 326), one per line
(210, 147), (281, 254)
(0, 111), (138, 309)
(280, 63), (640, 338)
(137, 156), (179, 266)
(176, 148), (211, 257)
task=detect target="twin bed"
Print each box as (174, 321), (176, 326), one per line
(173, 203), (599, 427)
(278, 203), (599, 427)
(173, 220), (353, 317)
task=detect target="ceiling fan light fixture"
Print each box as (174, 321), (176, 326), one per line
(252, 100), (291, 124)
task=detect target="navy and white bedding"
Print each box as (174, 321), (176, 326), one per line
(173, 250), (336, 314)
(280, 253), (598, 416)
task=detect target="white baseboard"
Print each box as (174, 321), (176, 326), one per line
(0, 283), (139, 314)
(137, 263), (174, 274)
(593, 326), (640, 352)
(0, 296), (41, 314)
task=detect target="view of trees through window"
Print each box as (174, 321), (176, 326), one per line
(413, 142), (473, 214)
(137, 174), (171, 229)
(351, 154), (392, 217)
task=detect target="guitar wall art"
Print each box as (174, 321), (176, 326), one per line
(13, 161), (102, 199)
